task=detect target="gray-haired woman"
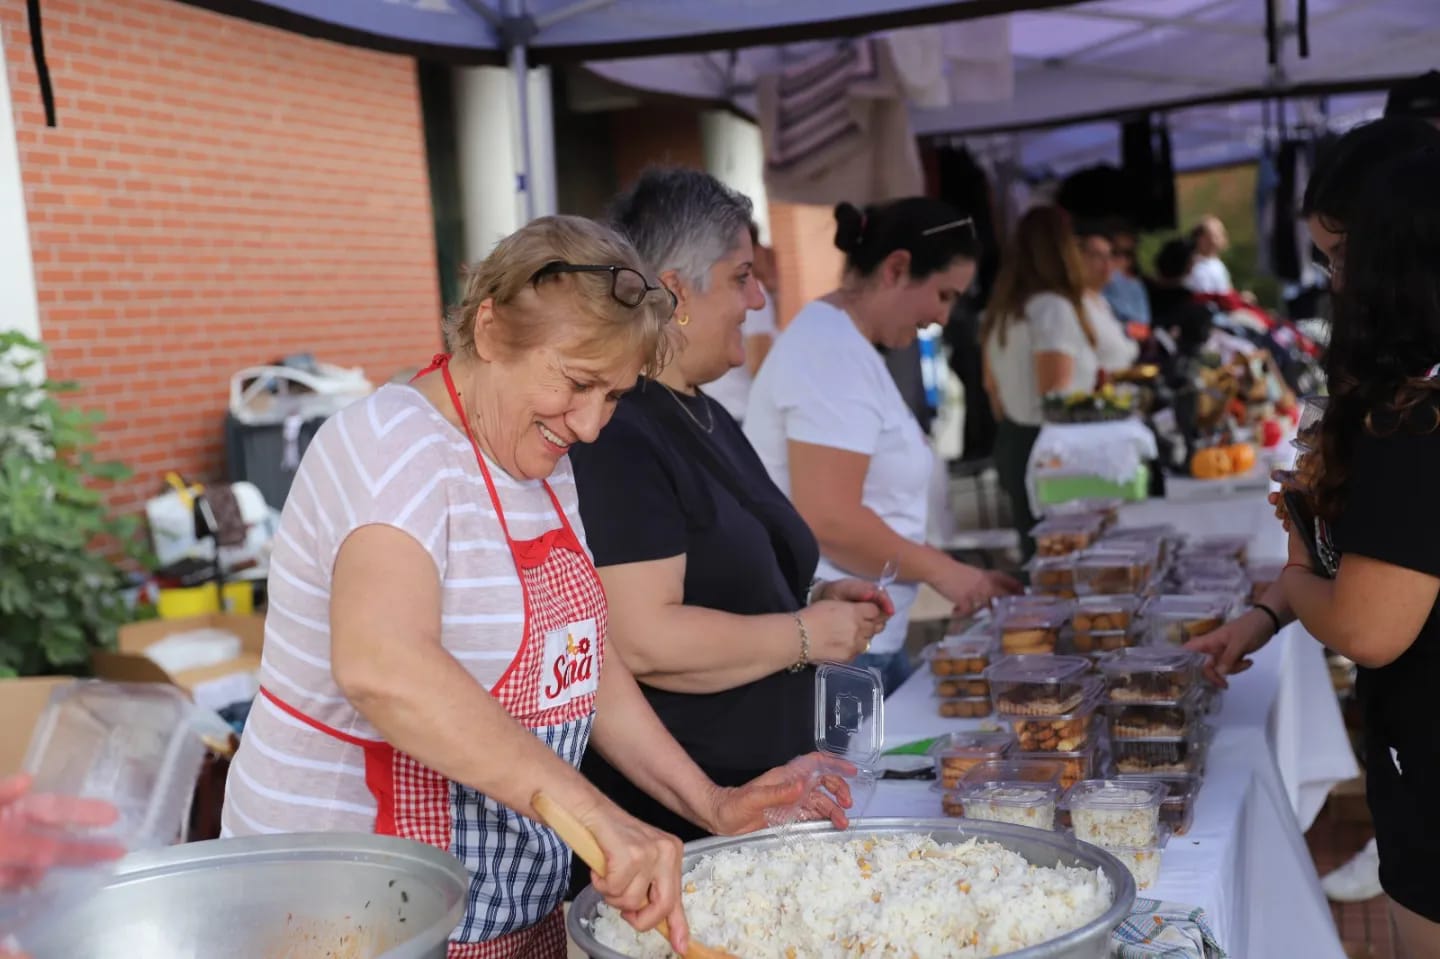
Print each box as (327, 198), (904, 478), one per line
(568, 170), (890, 859)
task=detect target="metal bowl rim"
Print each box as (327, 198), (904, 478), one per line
(568, 818), (1137, 959)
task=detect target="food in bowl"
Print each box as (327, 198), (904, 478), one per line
(589, 834), (1114, 959)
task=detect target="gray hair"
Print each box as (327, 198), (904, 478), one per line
(608, 168), (754, 292)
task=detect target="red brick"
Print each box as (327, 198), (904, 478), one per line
(4, 0), (441, 508)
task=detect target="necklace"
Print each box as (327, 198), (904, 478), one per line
(660, 382), (715, 434)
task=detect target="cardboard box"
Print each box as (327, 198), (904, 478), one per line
(0, 676), (76, 776)
(93, 612), (264, 711)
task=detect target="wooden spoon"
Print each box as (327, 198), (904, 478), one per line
(532, 792), (737, 959)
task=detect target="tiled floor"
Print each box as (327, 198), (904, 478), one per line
(1306, 785), (1392, 959)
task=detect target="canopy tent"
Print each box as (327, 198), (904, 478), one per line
(176, 0), (1097, 217)
(911, 0), (1437, 136)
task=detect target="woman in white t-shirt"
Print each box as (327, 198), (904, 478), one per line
(982, 205), (1101, 559)
(746, 198), (1022, 692)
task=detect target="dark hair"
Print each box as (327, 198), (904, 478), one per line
(1302, 118), (1440, 230)
(833, 197), (978, 280)
(1154, 239), (1194, 281)
(1312, 148), (1440, 521)
(1385, 70), (1440, 120)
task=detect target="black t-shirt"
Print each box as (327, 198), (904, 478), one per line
(1329, 402), (1440, 917)
(568, 380), (820, 839)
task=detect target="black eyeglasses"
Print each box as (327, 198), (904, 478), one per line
(530, 262), (677, 315)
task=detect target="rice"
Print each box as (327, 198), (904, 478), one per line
(588, 834), (1113, 958)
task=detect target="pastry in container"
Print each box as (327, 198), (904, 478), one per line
(1142, 594), (1234, 645)
(991, 596), (1074, 655)
(1013, 740), (1100, 790)
(1105, 827), (1172, 891)
(1003, 686), (1103, 752)
(1105, 697), (1201, 740)
(1072, 595), (1140, 653)
(1028, 553), (1078, 597)
(946, 758), (1065, 827)
(937, 695), (993, 719)
(929, 729), (1016, 790)
(1100, 526), (1178, 567)
(1099, 647), (1203, 704)
(1074, 542), (1159, 596)
(1031, 515), (1106, 558)
(923, 632), (994, 678)
(1178, 574), (1249, 601)
(1046, 497), (1123, 531)
(1111, 730), (1209, 776)
(1065, 779), (1167, 848)
(934, 674), (990, 698)
(987, 654), (1093, 716)
(1182, 534), (1250, 566)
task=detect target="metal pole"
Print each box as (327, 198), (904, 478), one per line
(506, 0), (535, 223)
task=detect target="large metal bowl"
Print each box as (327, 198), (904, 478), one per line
(568, 819), (1136, 959)
(21, 833), (468, 959)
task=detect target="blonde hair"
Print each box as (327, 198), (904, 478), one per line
(983, 205), (1095, 350)
(443, 215), (673, 377)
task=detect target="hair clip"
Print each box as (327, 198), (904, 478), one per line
(921, 217), (976, 237)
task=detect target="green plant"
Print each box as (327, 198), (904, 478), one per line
(0, 332), (146, 677)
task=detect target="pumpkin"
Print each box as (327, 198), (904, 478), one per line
(1226, 443), (1257, 474)
(1191, 447), (1234, 480)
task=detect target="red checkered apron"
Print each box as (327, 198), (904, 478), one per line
(259, 354), (605, 959)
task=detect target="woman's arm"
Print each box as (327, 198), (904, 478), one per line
(1034, 350), (1077, 396)
(1185, 580), (1294, 686)
(330, 526), (619, 821)
(599, 557), (882, 694)
(1283, 553), (1438, 668)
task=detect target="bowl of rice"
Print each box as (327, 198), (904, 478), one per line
(568, 819), (1136, 959)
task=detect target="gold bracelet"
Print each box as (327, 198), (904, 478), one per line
(787, 612), (811, 673)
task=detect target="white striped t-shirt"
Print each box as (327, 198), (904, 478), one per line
(221, 383), (589, 837)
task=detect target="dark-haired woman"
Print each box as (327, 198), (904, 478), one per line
(746, 199), (1021, 692)
(1192, 124), (1440, 957)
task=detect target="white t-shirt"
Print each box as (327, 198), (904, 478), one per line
(1186, 255), (1233, 294)
(984, 292), (1101, 427)
(1086, 292), (1140, 372)
(744, 300), (932, 655)
(706, 289), (777, 423)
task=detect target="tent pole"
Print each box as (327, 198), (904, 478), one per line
(506, 0), (535, 224)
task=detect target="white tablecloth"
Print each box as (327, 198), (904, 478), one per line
(872, 625), (1355, 959)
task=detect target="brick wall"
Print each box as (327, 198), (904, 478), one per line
(1, 0), (441, 512)
(769, 201), (844, 329)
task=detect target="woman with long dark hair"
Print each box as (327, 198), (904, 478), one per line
(1197, 127), (1440, 955)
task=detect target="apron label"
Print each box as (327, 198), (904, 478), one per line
(541, 618), (599, 709)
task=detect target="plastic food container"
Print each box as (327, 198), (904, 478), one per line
(1014, 741), (1100, 790)
(1072, 595), (1140, 654)
(1046, 498), (1124, 531)
(771, 663), (884, 825)
(1295, 395), (1327, 449)
(1142, 594), (1233, 645)
(929, 729), (1016, 790)
(1179, 574), (1249, 600)
(1066, 779), (1167, 848)
(991, 596), (1075, 655)
(1031, 515), (1106, 557)
(1126, 775), (1201, 836)
(1106, 827), (1171, 891)
(1182, 534), (1250, 565)
(1004, 690), (1103, 752)
(987, 654), (1093, 716)
(1075, 543), (1159, 596)
(1105, 697), (1201, 740)
(22, 681), (217, 851)
(1099, 647), (1204, 704)
(1172, 555), (1246, 582)
(933, 674), (990, 699)
(924, 632), (994, 678)
(1111, 731), (1209, 777)
(1101, 525), (1180, 565)
(937, 695), (993, 719)
(1028, 554), (1078, 597)
(948, 759), (1066, 828)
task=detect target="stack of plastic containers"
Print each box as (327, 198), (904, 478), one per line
(945, 758), (1065, 828)
(1064, 780), (1171, 890)
(987, 654), (1103, 789)
(992, 595), (1074, 656)
(1071, 595), (1142, 654)
(922, 623), (998, 718)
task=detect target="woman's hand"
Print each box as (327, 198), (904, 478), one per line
(580, 801), (690, 955)
(1184, 609), (1273, 688)
(707, 754), (856, 837)
(929, 561), (1022, 618)
(0, 774), (125, 892)
(815, 578), (896, 617)
(801, 600), (887, 663)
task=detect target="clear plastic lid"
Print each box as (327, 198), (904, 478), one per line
(992, 595), (1075, 631)
(814, 663), (884, 767)
(1046, 498), (1124, 519)
(1098, 646), (1204, 679)
(958, 758), (1065, 788)
(1072, 595), (1140, 633)
(22, 681), (216, 851)
(956, 781), (1062, 809)
(1030, 516), (1106, 556)
(1296, 394), (1327, 446)
(1064, 779), (1168, 813)
(1143, 593), (1235, 623)
(1182, 534), (1250, 561)
(929, 729), (1016, 760)
(1103, 524), (1178, 542)
(985, 653), (1092, 686)
(925, 633), (995, 661)
(1172, 556), (1246, 579)
(1027, 554), (1078, 595)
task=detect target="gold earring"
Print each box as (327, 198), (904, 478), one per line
(677, 314), (690, 327)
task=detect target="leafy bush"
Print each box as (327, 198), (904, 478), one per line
(0, 332), (145, 676)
